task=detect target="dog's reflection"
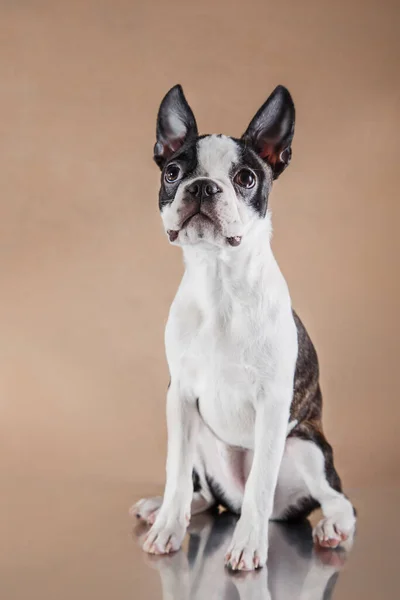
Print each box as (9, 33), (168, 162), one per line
(135, 511), (349, 600)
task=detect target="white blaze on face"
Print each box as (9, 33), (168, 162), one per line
(194, 135), (244, 238)
(196, 135), (239, 180)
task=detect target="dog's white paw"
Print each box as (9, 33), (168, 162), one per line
(313, 516), (355, 550)
(225, 519), (268, 571)
(130, 496), (162, 525)
(142, 515), (188, 555)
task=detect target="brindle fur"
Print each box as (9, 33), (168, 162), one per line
(289, 311), (343, 499)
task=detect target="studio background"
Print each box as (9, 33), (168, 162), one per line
(1, 1), (399, 596)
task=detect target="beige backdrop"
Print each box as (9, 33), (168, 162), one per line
(1, 0), (399, 497)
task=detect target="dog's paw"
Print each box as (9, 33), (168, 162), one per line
(313, 516), (355, 551)
(142, 515), (188, 555)
(225, 519), (268, 571)
(129, 496), (163, 525)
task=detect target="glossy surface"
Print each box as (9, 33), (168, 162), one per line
(2, 479), (398, 599)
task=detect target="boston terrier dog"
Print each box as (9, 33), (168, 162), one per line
(131, 84), (356, 571)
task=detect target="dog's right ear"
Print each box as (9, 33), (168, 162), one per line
(154, 85), (198, 169)
(242, 85), (295, 179)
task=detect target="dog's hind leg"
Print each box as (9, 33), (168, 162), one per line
(131, 466), (215, 525)
(272, 425), (356, 550)
(131, 490), (215, 525)
(131, 496), (164, 524)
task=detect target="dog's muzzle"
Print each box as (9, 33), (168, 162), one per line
(167, 178), (243, 246)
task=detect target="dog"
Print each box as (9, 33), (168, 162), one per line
(131, 84), (356, 571)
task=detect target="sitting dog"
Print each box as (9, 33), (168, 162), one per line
(132, 84), (356, 571)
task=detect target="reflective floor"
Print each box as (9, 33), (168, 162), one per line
(135, 512), (346, 599)
(2, 477), (398, 599)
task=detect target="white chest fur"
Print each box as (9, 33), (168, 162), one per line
(165, 220), (298, 449)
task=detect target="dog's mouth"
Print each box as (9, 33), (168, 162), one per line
(167, 211), (242, 246)
(181, 210), (212, 229)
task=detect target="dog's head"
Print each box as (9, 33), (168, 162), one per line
(154, 84), (295, 248)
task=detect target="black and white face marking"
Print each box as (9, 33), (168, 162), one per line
(154, 85), (295, 248)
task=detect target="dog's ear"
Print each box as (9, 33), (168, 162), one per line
(242, 85), (295, 179)
(154, 85), (198, 169)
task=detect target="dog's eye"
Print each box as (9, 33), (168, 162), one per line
(165, 164), (181, 183)
(234, 169), (256, 189)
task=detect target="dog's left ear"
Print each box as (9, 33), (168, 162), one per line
(154, 84), (198, 169)
(242, 85), (295, 179)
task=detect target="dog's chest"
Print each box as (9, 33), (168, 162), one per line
(167, 297), (277, 448)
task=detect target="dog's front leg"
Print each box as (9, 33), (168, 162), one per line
(225, 383), (291, 571)
(143, 382), (199, 555)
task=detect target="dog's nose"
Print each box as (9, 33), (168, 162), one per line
(187, 179), (221, 201)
